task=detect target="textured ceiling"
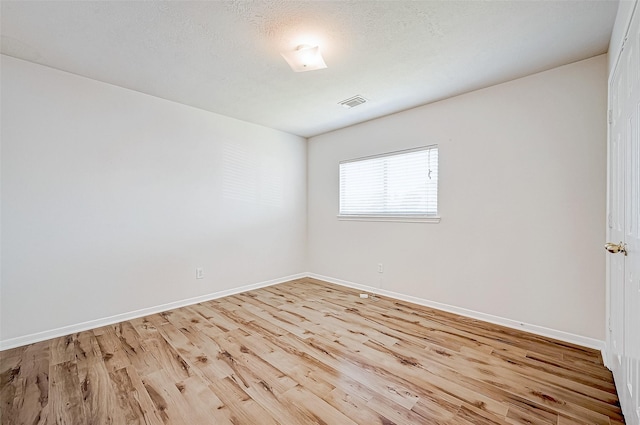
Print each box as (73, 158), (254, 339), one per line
(1, 1), (619, 137)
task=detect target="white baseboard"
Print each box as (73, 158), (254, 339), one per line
(307, 273), (606, 352)
(601, 341), (611, 370)
(1, 272), (606, 353)
(0, 273), (307, 351)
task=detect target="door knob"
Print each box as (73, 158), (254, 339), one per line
(605, 242), (627, 256)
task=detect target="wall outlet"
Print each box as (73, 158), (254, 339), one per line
(378, 263), (384, 273)
(195, 268), (204, 279)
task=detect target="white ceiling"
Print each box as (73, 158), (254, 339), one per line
(1, 1), (619, 138)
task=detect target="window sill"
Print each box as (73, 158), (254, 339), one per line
(337, 215), (441, 223)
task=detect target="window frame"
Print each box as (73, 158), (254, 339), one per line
(337, 145), (440, 223)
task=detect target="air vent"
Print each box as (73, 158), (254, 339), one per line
(339, 95), (368, 109)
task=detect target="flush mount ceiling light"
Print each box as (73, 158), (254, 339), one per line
(281, 44), (327, 72)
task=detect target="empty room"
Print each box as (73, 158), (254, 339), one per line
(1, 0), (639, 424)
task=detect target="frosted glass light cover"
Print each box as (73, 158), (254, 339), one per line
(281, 45), (327, 72)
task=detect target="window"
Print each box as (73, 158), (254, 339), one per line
(339, 146), (439, 222)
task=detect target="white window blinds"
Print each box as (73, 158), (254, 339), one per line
(339, 146), (438, 217)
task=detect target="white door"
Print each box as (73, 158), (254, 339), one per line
(608, 4), (640, 424)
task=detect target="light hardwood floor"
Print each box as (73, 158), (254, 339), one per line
(0, 278), (624, 424)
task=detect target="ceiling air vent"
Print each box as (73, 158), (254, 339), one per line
(339, 95), (368, 109)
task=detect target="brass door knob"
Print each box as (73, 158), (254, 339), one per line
(605, 242), (627, 256)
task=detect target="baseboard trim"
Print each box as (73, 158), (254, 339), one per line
(1, 271), (606, 353)
(0, 273), (307, 351)
(307, 273), (606, 351)
(601, 341), (611, 370)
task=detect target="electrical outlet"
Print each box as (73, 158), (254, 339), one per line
(378, 263), (383, 273)
(195, 268), (204, 279)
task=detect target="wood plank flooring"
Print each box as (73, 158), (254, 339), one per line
(0, 278), (625, 424)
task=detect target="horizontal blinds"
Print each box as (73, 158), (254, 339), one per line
(339, 146), (438, 216)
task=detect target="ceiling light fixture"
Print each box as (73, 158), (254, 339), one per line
(281, 44), (327, 72)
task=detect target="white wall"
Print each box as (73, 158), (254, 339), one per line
(1, 53), (609, 346)
(1, 55), (307, 344)
(308, 55), (608, 340)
